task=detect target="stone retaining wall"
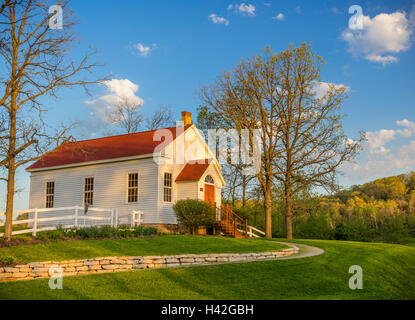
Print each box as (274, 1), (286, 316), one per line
(0, 247), (299, 282)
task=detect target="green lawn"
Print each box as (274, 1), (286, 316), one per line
(0, 235), (287, 263)
(0, 238), (414, 300)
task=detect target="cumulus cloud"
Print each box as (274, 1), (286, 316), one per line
(209, 14), (230, 26)
(86, 79), (144, 124)
(313, 82), (350, 99)
(365, 119), (415, 151)
(343, 141), (415, 183)
(342, 10), (414, 65)
(228, 3), (256, 16)
(397, 119), (415, 137)
(366, 129), (396, 150)
(273, 13), (285, 21)
(342, 119), (415, 184)
(130, 43), (156, 57)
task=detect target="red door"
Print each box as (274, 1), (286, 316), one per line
(204, 184), (215, 206)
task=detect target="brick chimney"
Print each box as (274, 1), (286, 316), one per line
(181, 111), (192, 126)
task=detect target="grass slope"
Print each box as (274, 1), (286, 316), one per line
(0, 239), (414, 300)
(0, 236), (287, 263)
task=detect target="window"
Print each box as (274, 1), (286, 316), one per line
(128, 173), (139, 203)
(163, 172), (172, 202)
(84, 177), (94, 206)
(45, 181), (55, 208)
(205, 175), (214, 185)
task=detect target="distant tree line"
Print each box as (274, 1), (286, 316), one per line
(229, 172), (415, 244)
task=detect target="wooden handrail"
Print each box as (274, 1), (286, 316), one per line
(217, 204), (248, 238)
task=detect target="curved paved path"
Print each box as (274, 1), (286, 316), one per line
(0, 241), (325, 283)
(270, 241), (325, 260)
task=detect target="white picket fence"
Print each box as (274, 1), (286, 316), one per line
(0, 206), (119, 237)
(247, 226), (266, 238)
(131, 211), (144, 227)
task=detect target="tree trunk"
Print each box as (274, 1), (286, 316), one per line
(4, 167), (15, 241)
(284, 180), (293, 239)
(242, 175), (246, 208)
(4, 102), (16, 241)
(264, 190), (272, 238)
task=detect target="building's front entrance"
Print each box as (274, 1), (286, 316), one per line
(204, 184), (215, 205)
(204, 175), (216, 206)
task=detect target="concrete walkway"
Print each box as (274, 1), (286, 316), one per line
(270, 241), (325, 260)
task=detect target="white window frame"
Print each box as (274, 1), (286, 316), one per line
(126, 172), (139, 204)
(163, 172), (173, 203)
(83, 177), (94, 206)
(45, 181), (55, 209)
(205, 175), (215, 185)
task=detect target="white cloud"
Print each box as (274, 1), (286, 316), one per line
(209, 14), (230, 26)
(313, 82), (350, 99)
(131, 43), (156, 57)
(273, 13), (285, 21)
(343, 141), (415, 183)
(86, 79), (144, 124)
(365, 54), (398, 64)
(364, 119), (415, 151)
(366, 129), (396, 150)
(341, 117), (415, 184)
(396, 119), (415, 137)
(228, 3), (256, 16)
(342, 10), (413, 65)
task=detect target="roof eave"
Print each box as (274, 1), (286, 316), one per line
(26, 153), (156, 172)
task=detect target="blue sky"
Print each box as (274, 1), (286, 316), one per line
(2, 0), (415, 211)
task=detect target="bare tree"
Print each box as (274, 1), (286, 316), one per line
(221, 164), (255, 207)
(199, 49), (286, 238)
(200, 44), (363, 239)
(0, 0), (99, 240)
(272, 44), (364, 239)
(109, 97), (144, 134)
(145, 106), (173, 130)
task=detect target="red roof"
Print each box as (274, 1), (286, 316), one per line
(175, 160), (213, 182)
(26, 125), (192, 171)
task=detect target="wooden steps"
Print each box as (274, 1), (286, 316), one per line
(215, 204), (248, 239)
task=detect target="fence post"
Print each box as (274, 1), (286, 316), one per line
(110, 208), (114, 227)
(32, 208), (38, 237)
(115, 208), (118, 228)
(131, 211), (135, 227)
(74, 206), (78, 227)
(245, 219), (248, 238)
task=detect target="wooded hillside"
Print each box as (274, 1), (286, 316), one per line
(232, 172), (415, 244)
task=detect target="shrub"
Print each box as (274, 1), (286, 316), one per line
(0, 256), (17, 266)
(173, 199), (216, 234)
(294, 213), (334, 240)
(16, 212), (29, 228)
(34, 225), (158, 240)
(334, 222), (349, 240)
(381, 215), (410, 244)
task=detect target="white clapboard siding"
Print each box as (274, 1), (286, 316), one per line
(29, 158), (160, 224)
(177, 181), (199, 201)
